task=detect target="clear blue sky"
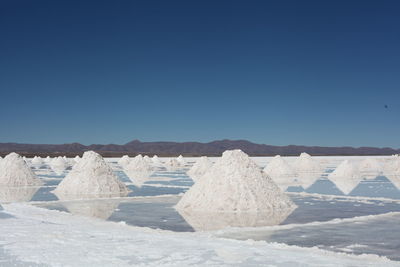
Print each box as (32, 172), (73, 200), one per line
(1, 0), (399, 147)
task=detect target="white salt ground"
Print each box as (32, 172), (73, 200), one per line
(53, 151), (129, 197)
(176, 150), (295, 213)
(0, 203), (397, 267)
(0, 152), (42, 186)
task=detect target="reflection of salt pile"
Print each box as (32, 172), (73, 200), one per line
(176, 150), (295, 213)
(384, 155), (400, 174)
(118, 155), (131, 168)
(50, 156), (69, 175)
(31, 156), (44, 168)
(56, 196), (122, 220)
(178, 207), (293, 231)
(123, 155), (154, 187)
(292, 153), (322, 189)
(187, 156), (213, 182)
(54, 151), (129, 196)
(177, 155), (186, 165)
(0, 186), (39, 203)
(263, 155), (297, 191)
(328, 160), (362, 195)
(0, 152), (42, 186)
(359, 158), (382, 179)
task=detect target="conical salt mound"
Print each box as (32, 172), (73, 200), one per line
(187, 156), (213, 182)
(164, 158), (181, 170)
(177, 155), (186, 165)
(54, 151), (129, 196)
(124, 156), (153, 172)
(176, 150), (295, 212)
(74, 155), (81, 163)
(0, 152), (42, 186)
(263, 155), (297, 191)
(50, 156), (69, 175)
(31, 156), (44, 165)
(152, 155), (162, 166)
(328, 160), (362, 195)
(118, 155), (131, 168)
(264, 155), (296, 178)
(143, 155), (152, 164)
(293, 153), (322, 173)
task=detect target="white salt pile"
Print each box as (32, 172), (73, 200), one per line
(45, 156), (51, 163)
(292, 153), (323, 189)
(118, 155), (131, 168)
(176, 149), (295, 213)
(152, 155), (162, 166)
(143, 155), (152, 164)
(264, 155), (296, 178)
(74, 155), (81, 163)
(263, 155), (297, 191)
(359, 158), (382, 179)
(292, 153), (322, 173)
(123, 155), (153, 172)
(187, 156), (213, 182)
(53, 151), (129, 197)
(0, 152), (42, 186)
(164, 158), (181, 170)
(177, 155), (186, 165)
(31, 156), (44, 168)
(50, 156), (69, 175)
(328, 160), (362, 195)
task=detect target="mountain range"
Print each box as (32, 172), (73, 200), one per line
(0, 139), (399, 157)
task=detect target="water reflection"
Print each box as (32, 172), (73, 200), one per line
(385, 175), (400, 190)
(0, 186), (40, 203)
(294, 172), (322, 190)
(123, 169), (154, 188)
(54, 193), (127, 220)
(178, 206), (296, 231)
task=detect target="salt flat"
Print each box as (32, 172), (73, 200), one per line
(0, 155), (400, 266)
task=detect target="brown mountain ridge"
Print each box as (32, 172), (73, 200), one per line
(0, 139), (398, 157)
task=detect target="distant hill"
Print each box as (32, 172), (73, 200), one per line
(0, 139), (398, 157)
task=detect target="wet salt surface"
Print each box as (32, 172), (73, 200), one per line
(223, 211), (400, 261)
(3, 158), (400, 262)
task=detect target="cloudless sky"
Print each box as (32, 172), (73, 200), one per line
(1, 0), (399, 147)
